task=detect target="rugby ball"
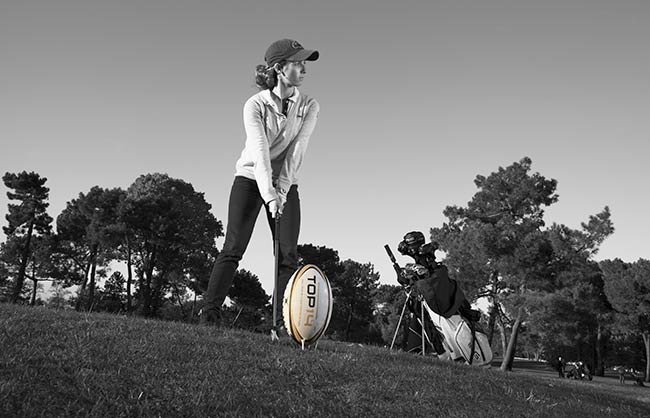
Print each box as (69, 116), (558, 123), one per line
(282, 264), (333, 347)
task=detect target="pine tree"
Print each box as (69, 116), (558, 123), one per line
(2, 171), (52, 303)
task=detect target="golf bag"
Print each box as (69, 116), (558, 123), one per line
(385, 233), (492, 366)
(423, 301), (492, 365)
(401, 285), (492, 366)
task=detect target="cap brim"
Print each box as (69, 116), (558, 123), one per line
(288, 49), (319, 62)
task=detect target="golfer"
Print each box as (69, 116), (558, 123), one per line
(201, 39), (320, 332)
(557, 356), (565, 378)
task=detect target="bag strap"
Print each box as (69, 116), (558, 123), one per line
(468, 318), (477, 365)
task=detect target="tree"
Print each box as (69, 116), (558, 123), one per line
(0, 236), (26, 301)
(80, 187), (125, 310)
(0, 234), (54, 305)
(329, 260), (381, 342)
(601, 258), (650, 382)
(437, 158), (613, 371)
(23, 233), (56, 306)
(542, 217), (614, 374)
(55, 187), (124, 310)
(297, 244), (345, 279)
(46, 281), (72, 310)
(95, 271), (127, 313)
(0, 253), (9, 300)
(2, 171), (53, 303)
(372, 284), (408, 346)
(120, 173), (222, 317)
(226, 269), (270, 330)
(432, 158), (560, 370)
(524, 261), (611, 372)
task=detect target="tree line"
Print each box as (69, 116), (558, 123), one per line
(1, 160), (648, 381)
(0, 172), (223, 314)
(426, 157), (649, 377)
(0, 171), (383, 341)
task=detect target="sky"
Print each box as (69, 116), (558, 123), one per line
(1, 0), (649, 298)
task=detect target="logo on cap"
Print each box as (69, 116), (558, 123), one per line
(291, 40), (303, 50)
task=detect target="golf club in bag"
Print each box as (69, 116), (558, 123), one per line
(384, 239), (492, 366)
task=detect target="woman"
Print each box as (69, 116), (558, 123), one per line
(201, 39), (320, 333)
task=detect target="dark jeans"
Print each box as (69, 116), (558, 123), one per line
(203, 176), (300, 326)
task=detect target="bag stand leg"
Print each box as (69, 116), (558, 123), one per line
(421, 300), (426, 356)
(390, 290), (412, 350)
(390, 290), (432, 356)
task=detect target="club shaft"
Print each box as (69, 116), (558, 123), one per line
(273, 216), (281, 330)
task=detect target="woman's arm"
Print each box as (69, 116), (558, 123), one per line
(276, 99), (320, 195)
(242, 97), (278, 204)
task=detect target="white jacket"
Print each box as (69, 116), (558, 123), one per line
(235, 88), (320, 203)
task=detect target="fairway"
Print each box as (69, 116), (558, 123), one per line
(493, 358), (650, 408)
(2, 304), (649, 418)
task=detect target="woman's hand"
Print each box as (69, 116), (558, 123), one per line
(276, 190), (287, 210)
(269, 199), (282, 218)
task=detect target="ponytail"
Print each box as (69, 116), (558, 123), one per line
(254, 61), (285, 90)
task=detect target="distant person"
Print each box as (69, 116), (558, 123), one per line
(615, 366), (626, 384)
(200, 39), (320, 334)
(556, 356), (565, 378)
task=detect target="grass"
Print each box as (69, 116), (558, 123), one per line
(1, 304), (649, 418)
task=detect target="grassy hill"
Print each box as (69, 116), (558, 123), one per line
(1, 304), (648, 418)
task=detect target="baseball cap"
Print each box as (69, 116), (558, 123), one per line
(265, 39), (319, 67)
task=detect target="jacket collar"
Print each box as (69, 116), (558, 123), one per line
(261, 88), (301, 108)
